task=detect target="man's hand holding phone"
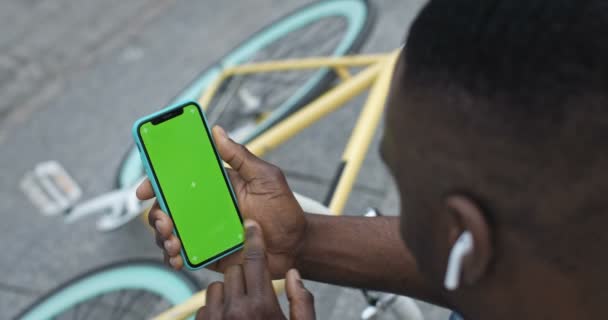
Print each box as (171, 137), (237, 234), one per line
(136, 126), (308, 278)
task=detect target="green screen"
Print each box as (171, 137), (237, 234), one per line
(139, 104), (243, 267)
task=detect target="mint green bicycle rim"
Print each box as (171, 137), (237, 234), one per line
(15, 260), (199, 320)
(118, 0), (371, 189)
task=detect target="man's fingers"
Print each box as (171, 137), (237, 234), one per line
(163, 235), (181, 256)
(206, 281), (225, 308)
(169, 255), (184, 270)
(149, 204), (181, 270)
(212, 126), (264, 182)
(286, 269), (316, 320)
(203, 282), (224, 320)
(195, 306), (207, 320)
(207, 250), (243, 274)
(153, 212), (174, 239)
(163, 252), (183, 270)
(224, 265), (245, 302)
(148, 203), (174, 236)
(155, 232), (165, 248)
(136, 178), (155, 200)
(147, 201), (161, 227)
(242, 220), (271, 295)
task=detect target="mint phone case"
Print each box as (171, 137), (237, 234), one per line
(132, 101), (243, 270)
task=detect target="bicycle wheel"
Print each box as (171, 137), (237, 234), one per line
(116, 0), (374, 189)
(14, 260), (200, 320)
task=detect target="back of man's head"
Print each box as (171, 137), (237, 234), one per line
(397, 0), (608, 276)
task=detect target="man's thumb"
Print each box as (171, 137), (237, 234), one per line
(212, 125), (261, 180)
(286, 269), (315, 320)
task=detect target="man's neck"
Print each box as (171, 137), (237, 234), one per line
(454, 257), (606, 320)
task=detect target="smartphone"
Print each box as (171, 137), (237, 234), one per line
(132, 101), (244, 269)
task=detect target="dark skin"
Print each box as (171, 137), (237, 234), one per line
(137, 52), (603, 319)
(196, 219), (315, 320)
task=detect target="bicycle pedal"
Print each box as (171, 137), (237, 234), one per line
(20, 161), (82, 216)
(360, 306), (379, 320)
(238, 88), (262, 112)
(364, 207), (382, 217)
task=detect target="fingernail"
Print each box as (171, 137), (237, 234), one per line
(289, 269), (305, 288)
(155, 220), (163, 232)
(216, 126), (227, 138)
(244, 219), (256, 230)
(169, 256), (178, 266)
(164, 240), (171, 251)
(135, 186), (143, 200)
(289, 268), (301, 281)
(243, 220), (257, 240)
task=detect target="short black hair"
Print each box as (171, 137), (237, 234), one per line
(399, 0), (608, 271)
(406, 0), (608, 101)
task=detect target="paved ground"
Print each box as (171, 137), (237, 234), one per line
(0, 0), (451, 318)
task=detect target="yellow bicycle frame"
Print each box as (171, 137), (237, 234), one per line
(153, 48), (401, 320)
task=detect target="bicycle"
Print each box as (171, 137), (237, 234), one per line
(16, 1), (425, 319)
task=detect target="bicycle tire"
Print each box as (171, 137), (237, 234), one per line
(116, 0), (374, 189)
(14, 259), (200, 320)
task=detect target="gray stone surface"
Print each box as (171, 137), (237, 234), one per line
(0, 0), (451, 318)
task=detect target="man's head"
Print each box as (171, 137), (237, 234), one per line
(382, 0), (608, 316)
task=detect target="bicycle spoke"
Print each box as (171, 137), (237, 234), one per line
(77, 298), (96, 320)
(109, 289), (128, 317)
(115, 290), (146, 319)
(135, 291), (165, 318)
(207, 16), (349, 133)
(71, 301), (81, 320)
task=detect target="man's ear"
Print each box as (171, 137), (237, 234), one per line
(445, 194), (493, 287)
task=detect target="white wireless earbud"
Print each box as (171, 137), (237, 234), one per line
(444, 231), (473, 291)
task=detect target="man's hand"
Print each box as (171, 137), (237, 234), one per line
(196, 220), (315, 320)
(136, 126), (308, 278)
